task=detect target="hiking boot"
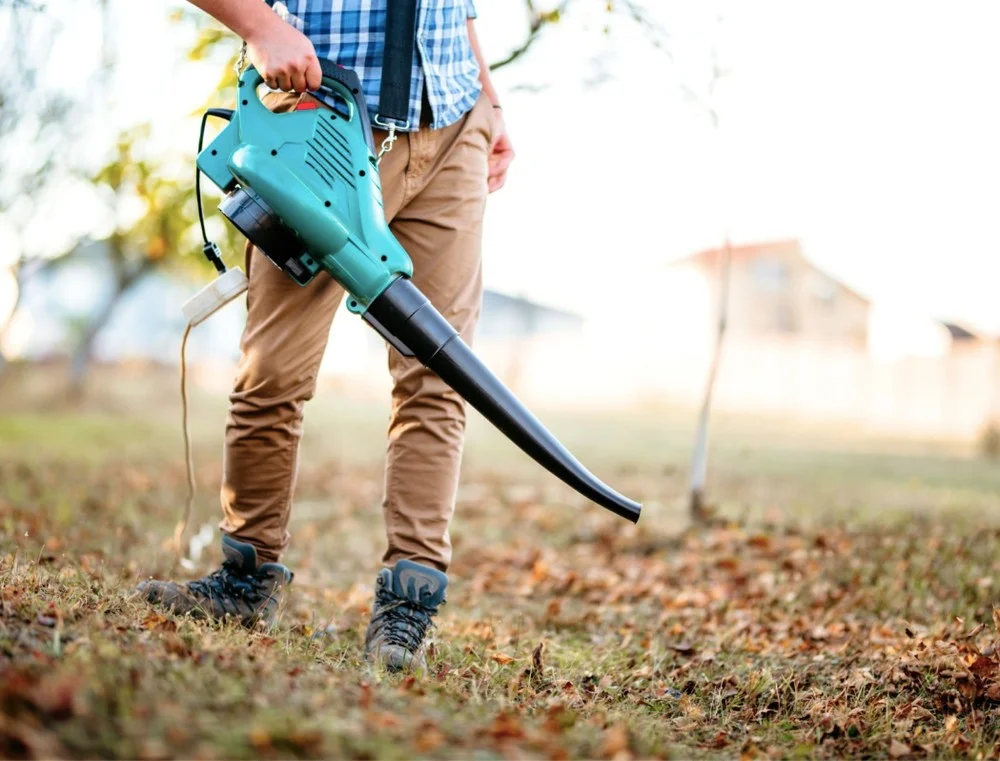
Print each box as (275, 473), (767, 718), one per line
(364, 559), (447, 672)
(138, 535), (292, 628)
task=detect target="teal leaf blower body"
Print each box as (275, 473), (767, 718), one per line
(197, 61), (642, 523)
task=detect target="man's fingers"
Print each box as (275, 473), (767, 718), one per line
(490, 150), (514, 176)
(275, 72), (292, 92)
(487, 146), (514, 193)
(290, 69), (308, 94)
(488, 173), (506, 193)
(305, 59), (323, 91)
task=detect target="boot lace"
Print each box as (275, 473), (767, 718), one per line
(188, 561), (265, 604)
(372, 584), (439, 652)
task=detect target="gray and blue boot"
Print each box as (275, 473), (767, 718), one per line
(364, 559), (447, 672)
(138, 535), (293, 628)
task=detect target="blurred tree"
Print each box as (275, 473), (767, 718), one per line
(682, 19), (732, 523)
(0, 0), (96, 372)
(0, 0), (112, 374)
(66, 127), (204, 393)
(0, 0), (238, 388)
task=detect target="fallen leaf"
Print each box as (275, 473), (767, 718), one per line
(532, 641), (546, 674)
(248, 727), (271, 751)
(491, 652), (515, 665)
(488, 711), (525, 740)
(415, 725), (445, 753)
(889, 739), (910, 758)
(600, 723), (630, 758)
(366, 712), (399, 729)
(961, 622), (986, 640)
(969, 655), (997, 679)
(163, 634), (190, 658)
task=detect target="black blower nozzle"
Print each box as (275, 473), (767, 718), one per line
(365, 278), (642, 523)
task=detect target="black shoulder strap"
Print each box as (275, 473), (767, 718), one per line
(376, 0), (418, 128)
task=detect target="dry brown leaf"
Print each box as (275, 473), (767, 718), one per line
(532, 641), (546, 673)
(248, 727), (271, 751)
(367, 712), (400, 729)
(415, 725), (445, 753)
(599, 723), (630, 758)
(491, 652), (515, 665)
(888, 739), (910, 758)
(163, 633), (189, 658)
(488, 711), (525, 740)
(969, 655), (997, 679)
(960, 622), (986, 640)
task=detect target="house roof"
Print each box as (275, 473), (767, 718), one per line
(482, 289), (583, 325)
(682, 238), (804, 268)
(941, 321), (978, 341)
(673, 238), (872, 306)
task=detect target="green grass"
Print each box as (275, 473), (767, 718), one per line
(3, 363), (1000, 758)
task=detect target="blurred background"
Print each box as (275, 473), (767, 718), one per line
(4, 4), (1000, 757)
(2, 0), (999, 444)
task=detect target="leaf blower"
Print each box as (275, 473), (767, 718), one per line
(186, 60), (641, 524)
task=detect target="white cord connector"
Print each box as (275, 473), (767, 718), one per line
(181, 268), (249, 328)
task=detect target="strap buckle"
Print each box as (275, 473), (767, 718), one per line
(373, 114), (410, 163)
(373, 114), (411, 132)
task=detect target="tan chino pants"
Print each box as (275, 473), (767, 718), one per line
(219, 90), (493, 572)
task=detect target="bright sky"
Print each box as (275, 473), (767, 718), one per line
(2, 0), (999, 335)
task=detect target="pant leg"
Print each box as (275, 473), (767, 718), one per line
(379, 95), (493, 572)
(219, 92), (347, 563)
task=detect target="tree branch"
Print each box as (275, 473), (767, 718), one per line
(489, 0), (571, 71)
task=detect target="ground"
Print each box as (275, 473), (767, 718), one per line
(3, 363), (1000, 759)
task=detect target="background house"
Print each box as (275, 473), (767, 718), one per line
(679, 239), (871, 346)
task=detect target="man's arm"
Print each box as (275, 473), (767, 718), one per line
(467, 18), (515, 193)
(187, 0), (322, 93)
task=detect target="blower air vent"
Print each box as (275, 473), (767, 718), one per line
(306, 118), (357, 192)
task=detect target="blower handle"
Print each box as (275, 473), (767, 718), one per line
(315, 60), (376, 155)
(238, 63), (377, 156)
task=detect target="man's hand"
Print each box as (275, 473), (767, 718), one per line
(185, 0), (322, 92)
(488, 110), (515, 193)
(247, 19), (322, 93)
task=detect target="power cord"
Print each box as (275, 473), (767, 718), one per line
(196, 109), (234, 275)
(171, 108), (247, 565)
(172, 324), (196, 561)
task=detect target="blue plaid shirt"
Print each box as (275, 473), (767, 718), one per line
(267, 1), (481, 131)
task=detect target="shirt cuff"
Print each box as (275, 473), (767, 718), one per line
(466, 0), (477, 19)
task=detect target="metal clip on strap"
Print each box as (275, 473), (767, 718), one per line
(374, 0), (418, 160)
(376, 123), (399, 163)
